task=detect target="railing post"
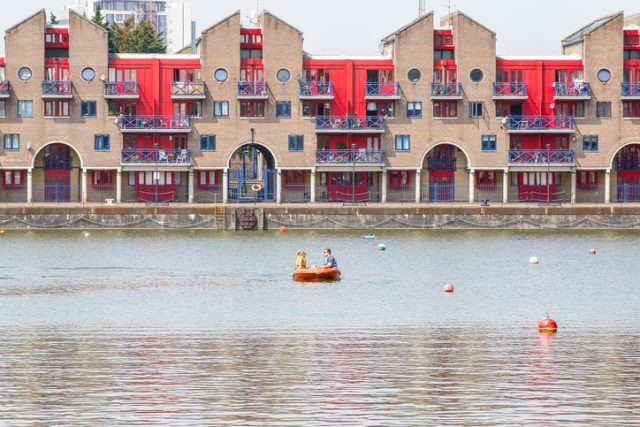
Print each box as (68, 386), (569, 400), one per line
(310, 170), (316, 203)
(571, 171), (577, 204)
(116, 168), (122, 203)
(469, 169), (475, 204)
(605, 169), (611, 203)
(188, 171), (194, 204)
(381, 171), (388, 203)
(81, 168), (87, 204)
(222, 169), (229, 204)
(27, 168), (33, 203)
(503, 170), (509, 203)
(415, 169), (422, 203)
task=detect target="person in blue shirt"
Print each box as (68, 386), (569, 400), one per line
(323, 248), (337, 268)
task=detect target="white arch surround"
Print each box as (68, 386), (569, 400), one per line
(226, 141), (279, 169)
(609, 141), (640, 169)
(30, 141), (84, 169)
(419, 141), (472, 170)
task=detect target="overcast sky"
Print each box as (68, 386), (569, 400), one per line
(1, 0), (638, 55)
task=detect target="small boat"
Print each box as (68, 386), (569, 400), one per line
(293, 267), (341, 282)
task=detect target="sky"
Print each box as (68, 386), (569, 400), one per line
(0, 0), (638, 55)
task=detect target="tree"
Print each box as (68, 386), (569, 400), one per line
(50, 12), (60, 25)
(111, 16), (166, 54)
(91, 6), (115, 53)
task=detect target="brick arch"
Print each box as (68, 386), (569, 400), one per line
(419, 141), (472, 169)
(226, 141), (279, 170)
(30, 141), (84, 169)
(609, 141), (640, 169)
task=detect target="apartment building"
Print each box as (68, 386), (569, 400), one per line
(0, 8), (639, 204)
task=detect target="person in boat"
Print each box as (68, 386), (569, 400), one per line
(295, 250), (307, 271)
(323, 248), (337, 268)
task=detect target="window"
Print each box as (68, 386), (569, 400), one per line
(481, 135), (497, 151)
(108, 68), (137, 82)
(276, 101), (291, 118)
(94, 134), (110, 151)
(45, 100), (70, 117)
(288, 135), (304, 151)
(240, 101), (265, 118)
(93, 171), (112, 187)
(556, 102), (585, 118)
(0, 100), (5, 117)
(3, 134), (20, 150)
(623, 101), (640, 118)
(433, 101), (457, 118)
(276, 68), (291, 83)
(200, 135), (216, 151)
(596, 102), (611, 118)
(302, 102), (330, 117)
(213, 101), (229, 117)
(214, 68), (228, 82)
(578, 171), (598, 188)
(477, 171), (496, 187)
(284, 170), (305, 187)
(434, 50), (455, 60)
(407, 68), (421, 83)
(407, 101), (422, 118)
(583, 135), (598, 152)
(389, 171), (410, 188)
(3, 171), (23, 188)
(469, 102), (484, 118)
(174, 101), (202, 118)
(496, 102), (523, 117)
(367, 101), (395, 118)
(18, 67), (32, 81)
(395, 135), (410, 151)
(624, 50), (640, 60)
(81, 101), (97, 117)
(17, 100), (33, 117)
(597, 69), (612, 83)
(198, 170), (217, 188)
(469, 68), (484, 83)
(81, 67), (96, 81)
(108, 101), (136, 117)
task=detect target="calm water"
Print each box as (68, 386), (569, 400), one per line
(1, 229), (639, 425)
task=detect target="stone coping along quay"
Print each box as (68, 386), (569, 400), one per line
(3, 203), (640, 230)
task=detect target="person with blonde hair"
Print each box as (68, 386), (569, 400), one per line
(295, 250), (307, 271)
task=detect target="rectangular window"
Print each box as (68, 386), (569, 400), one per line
(240, 101), (265, 118)
(3, 171), (23, 188)
(17, 100), (33, 117)
(407, 101), (422, 118)
(288, 135), (304, 151)
(92, 171), (112, 187)
(3, 134), (20, 150)
(623, 101), (640, 118)
(200, 135), (216, 151)
(0, 100), (5, 117)
(433, 101), (457, 118)
(481, 135), (497, 151)
(596, 102), (611, 118)
(276, 101), (292, 118)
(302, 102), (331, 117)
(94, 134), (110, 151)
(81, 101), (97, 117)
(583, 135), (598, 152)
(198, 170), (217, 188)
(469, 102), (484, 118)
(395, 135), (410, 151)
(44, 100), (70, 117)
(213, 101), (229, 117)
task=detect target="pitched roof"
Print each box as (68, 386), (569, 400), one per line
(562, 12), (623, 46)
(381, 11), (434, 45)
(5, 9), (45, 34)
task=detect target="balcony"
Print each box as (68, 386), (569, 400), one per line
(298, 82), (334, 99)
(171, 81), (206, 99)
(316, 149), (385, 165)
(426, 157), (456, 171)
(554, 82), (591, 100)
(492, 82), (528, 99)
(121, 149), (191, 165)
(365, 82), (401, 100)
(315, 116), (385, 134)
(508, 149), (575, 164)
(621, 83), (640, 99)
(0, 81), (10, 99)
(104, 81), (139, 99)
(614, 158), (640, 171)
(506, 116), (575, 134)
(119, 115), (191, 133)
(237, 82), (269, 99)
(41, 81), (73, 99)
(431, 82), (462, 99)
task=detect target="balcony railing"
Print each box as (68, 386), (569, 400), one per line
(299, 82), (334, 98)
(104, 81), (139, 98)
(316, 149), (385, 164)
(554, 82), (591, 98)
(0, 81), (10, 98)
(614, 158), (640, 171)
(315, 116), (384, 132)
(121, 149), (191, 164)
(426, 157), (456, 171)
(237, 81), (269, 98)
(506, 116), (575, 132)
(492, 82), (528, 98)
(120, 115), (191, 132)
(622, 82), (640, 98)
(171, 81), (206, 98)
(508, 149), (575, 164)
(431, 82), (462, 98)
(41, 80), (73, 98)
(365, 82), (401, 98)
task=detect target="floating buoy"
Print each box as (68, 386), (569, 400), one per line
(529, 256), (540, 264)
(443, 283), (454, 293)
(83, 232), (90, 237)
(279, 226), (287, 233)
(0, 229), (5, 235)
(589, 248), (596, 255)
(363, 235), (377, 240)
(538, 315), (558, 332)
(377, 243), (386, 251)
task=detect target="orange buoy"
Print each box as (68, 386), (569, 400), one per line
(588, 248), (596, 255)
(538, 315), (558, 332)
(0, 229), (5, 235)
(279, 226), (287, 233)
(443, 283), (454, 293)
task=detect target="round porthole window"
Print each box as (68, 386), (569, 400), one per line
(407, 68), (422, 83)
(18, 66), (32, 81)
(597, 68), (611, 84)
(470, 68), (484, 83)
(81, 67), (96, 82)
(276, 68), (291, 83)
(214, 68), (228, 83)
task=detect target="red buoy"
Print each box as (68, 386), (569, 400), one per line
(538, 315), (558, 332)
(279, 226), (287, 233)
(589, 248), (596, 255)
(443, 283), (454, 293)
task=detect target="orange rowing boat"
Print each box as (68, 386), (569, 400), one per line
(293, 267), (341, 282)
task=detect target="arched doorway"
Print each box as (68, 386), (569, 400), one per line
(612, 143), (640, 202)
(420, 143), (470, 202)
(227, 143), (276, 202)
(32, 142), (83, 202)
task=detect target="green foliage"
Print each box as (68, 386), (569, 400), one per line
(49, 12), (60, 25)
